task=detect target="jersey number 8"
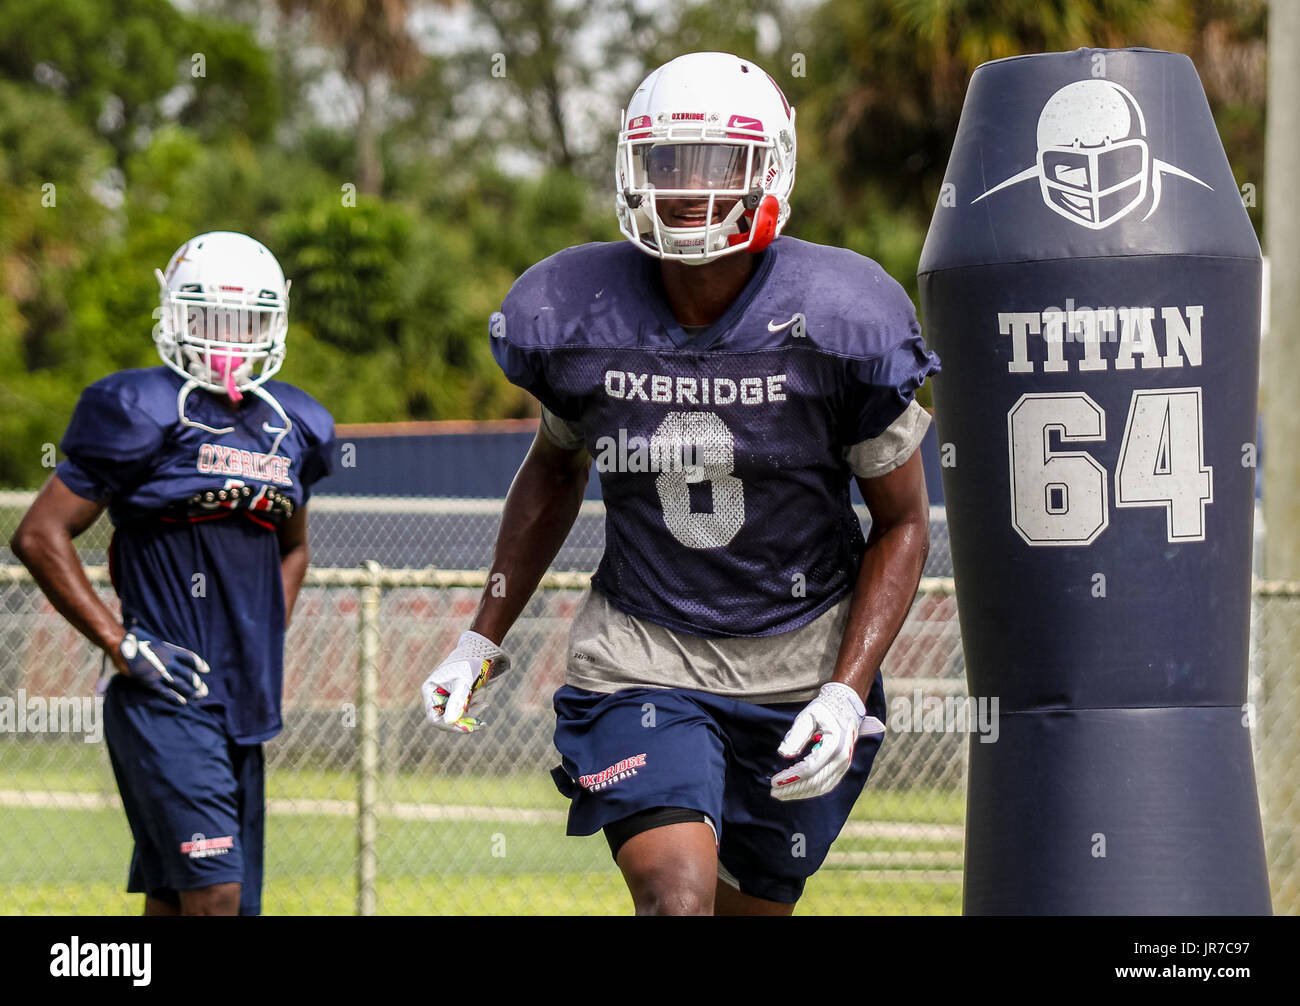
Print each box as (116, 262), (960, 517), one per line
(652, 411), (745, 549)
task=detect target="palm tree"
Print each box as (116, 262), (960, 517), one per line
(799, 0), (1185, 214)
(277, 0), (428, 195)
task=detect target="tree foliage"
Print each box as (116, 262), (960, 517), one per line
(0, 0), (1269, 486)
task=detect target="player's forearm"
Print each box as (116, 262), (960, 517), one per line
(470, 447), (589, 645)
(831, 513), (930, 700)
(11, 525), (126, 665)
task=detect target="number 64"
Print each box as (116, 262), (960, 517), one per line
(1007, 389), (1214, 547)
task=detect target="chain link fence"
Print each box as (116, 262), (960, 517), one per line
(0, 494), (1295, 915)
(1252, 584), (1300, 915)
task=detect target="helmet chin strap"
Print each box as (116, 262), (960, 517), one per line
(176, 378), (292, 457)
(249, 383), (292, 458)
(177, 379), (235, 436)
(728, 194), (781, 254)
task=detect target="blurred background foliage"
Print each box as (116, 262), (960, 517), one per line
(0, 0), (1268, 486)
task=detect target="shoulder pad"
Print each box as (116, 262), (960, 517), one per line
(60, 368), (178, 469)
(770, 239), (921, 360)
(498, 242), (642, 350)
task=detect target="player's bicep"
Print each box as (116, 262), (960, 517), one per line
(277, 504), (310, 556)
(539, 404), (585, 453)
(856, 449), (928, 534)
(529, 419), (592, 481)
(17, 474), (108, 541)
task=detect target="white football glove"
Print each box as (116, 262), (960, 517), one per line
(421, 630), (511, 733)
(770, 681), (886, 801)
(103, 628), (211, 704)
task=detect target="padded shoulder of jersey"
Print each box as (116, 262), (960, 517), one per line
(498, 241), (645, 350)
(78, 367), (190, 429)
(767, 238), (922, 362)
(59, 367), (185, 474)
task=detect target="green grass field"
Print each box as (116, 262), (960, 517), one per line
(0, 740), (965, 915)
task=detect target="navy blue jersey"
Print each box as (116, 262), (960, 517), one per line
(57, 367), (335, 743)
(493, 237), (939, 637)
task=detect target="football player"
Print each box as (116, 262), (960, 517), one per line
(421, 52), (939, 915)
(11, 232), (335, 916)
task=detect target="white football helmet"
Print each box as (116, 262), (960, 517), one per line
(616, 51), (797, 264)
(154, 231), (290, 402)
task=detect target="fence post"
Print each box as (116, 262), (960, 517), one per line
(356, 560), (381, 917)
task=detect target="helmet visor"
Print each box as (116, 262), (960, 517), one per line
(169, 283), (287, 351)
(633, 143), (754, 194)
(182, 304), (280, 347)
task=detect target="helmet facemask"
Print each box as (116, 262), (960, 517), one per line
(155, 271), (289, 402)
(616, 114), (795, 264)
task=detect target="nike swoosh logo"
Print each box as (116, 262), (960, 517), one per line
(767, 316), (799, 332)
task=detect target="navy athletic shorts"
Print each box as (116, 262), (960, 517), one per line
(103, 675), (265, 915)
(550, 676), (887, 904)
